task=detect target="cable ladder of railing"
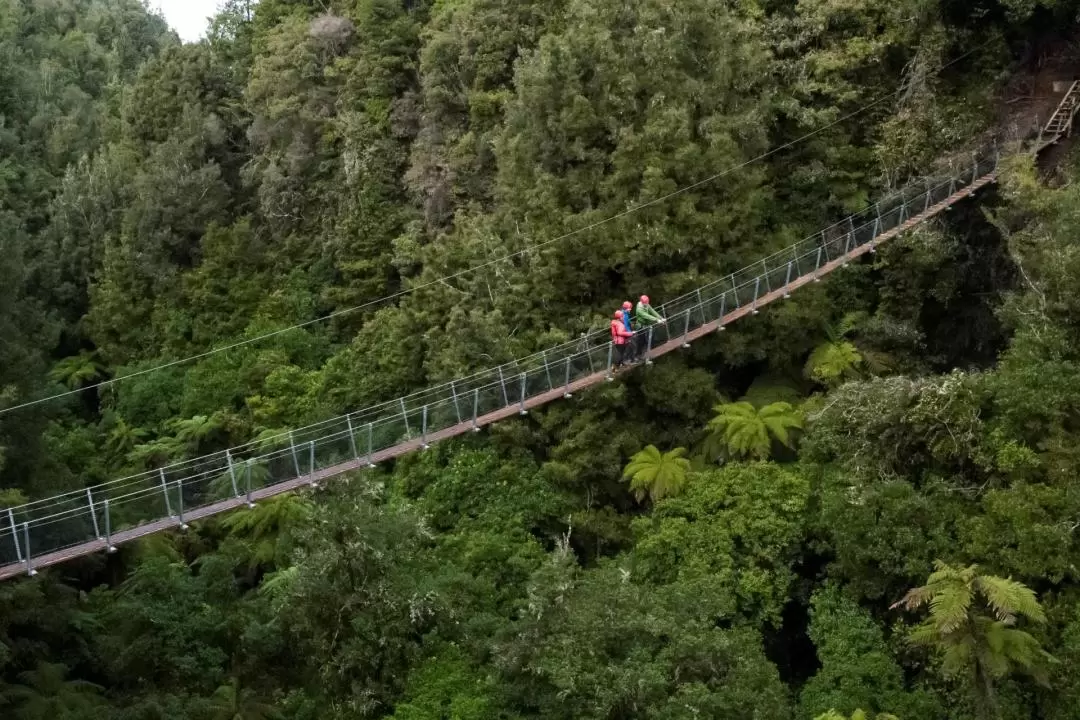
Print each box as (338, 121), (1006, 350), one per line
(0, 109), (1076, 581)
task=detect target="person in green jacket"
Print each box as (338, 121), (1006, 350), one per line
(635, 295), (666, 326)
(632, 295), (665, 363)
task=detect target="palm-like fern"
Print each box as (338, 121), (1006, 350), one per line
(621, 445), (691, 504)
(172, 413), (225, 451)
(210, 458), (271, 501)
(48, 351), (105, 389)
(126, 436), (183, 469)
(1, 661), (103, 719)
(220, 493), (313, 567)
(893, 561), (1054, 718)
(706, 401), (803, 460)
(104, 416), (147, 460)
(805, 313), (867, 387)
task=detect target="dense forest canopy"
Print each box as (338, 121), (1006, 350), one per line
(4, 0), (1080, 718)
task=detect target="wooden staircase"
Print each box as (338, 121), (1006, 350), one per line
(1039, 80), (1080, 149)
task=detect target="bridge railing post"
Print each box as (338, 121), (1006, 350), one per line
(751, 277), (761, 315)
(564, 356), (573, 399)
(245, 462), (254, 508)
(103, 498), (115, 553)
(87, 488), (102, 538)
(605, 342), (614, 379)
(289, 432), (301, 476)
(449, 381), (462, 423)
(22, 522), (35, 576)
(175, 479), (188, 530)
(366, 422), (376, 467)
(421, 404), (429, 449)
(346, 414), (360, 460)
(226, 449), (240, 498)
(497, 366), (510, 407)
(7, 509), (21, 566)
(399, 397), (412, 437)
(518, 374), (527, 415)
(158, 469), (173, 519)
(472, 388), (481, 432)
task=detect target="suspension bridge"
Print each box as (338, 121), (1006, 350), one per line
(1, 85), (1077, 581)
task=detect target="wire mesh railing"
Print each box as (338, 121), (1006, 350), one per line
(0, 121), (1045, 576)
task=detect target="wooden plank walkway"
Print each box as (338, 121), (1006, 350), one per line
(0, 172), (999, 581)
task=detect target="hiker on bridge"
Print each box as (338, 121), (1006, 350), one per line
(611, 310), (634, 366)
(620, 301), (639, 362)
(630, 294), (664, 363)
(635, 295), (665, 326)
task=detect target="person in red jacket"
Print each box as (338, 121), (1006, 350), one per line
(610, 310), (634, 367)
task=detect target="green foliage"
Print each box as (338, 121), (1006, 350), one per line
(389, 648), (504, 720)
(801, 586), (941, 719)
(621, 445), (691, 504)
(815, 711), (900, 720)
(207, 677), (282, 720)
(48, 352), (105, 390)
(633, 462), (810, 625)
(219, 492), (313, 568)
(1, 661), (103, 720)
(805, 339), (863, 387)
(495, 549), (793, 719)
(3, 0), (1080, 718)
(895, 561), (1054, 718)
(706, 401), (803, 460)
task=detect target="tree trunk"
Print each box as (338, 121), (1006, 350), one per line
(973, 661), (1000, 720)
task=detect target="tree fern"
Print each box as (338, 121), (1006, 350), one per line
(220, 494), (314, 567)
(894, 561), (1055, 718)
(621, 445), (691, 504)
(707, 401), (803, 461)
(805, 340), (863, 387)
(48, 351), (105, 389)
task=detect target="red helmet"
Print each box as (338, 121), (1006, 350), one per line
(622, 301), (632, 310)
(640, 295), (649, 304)
(613, 310), (623, 319)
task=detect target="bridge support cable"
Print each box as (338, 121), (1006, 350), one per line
(3, 123), (1073, 580)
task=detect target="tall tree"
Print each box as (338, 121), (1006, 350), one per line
(893, 561), (1054, 719)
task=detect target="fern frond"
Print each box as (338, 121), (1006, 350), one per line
(976, 575), (1046, 624)
(837, 311), (870, 338)
(929, 584), (972, 634)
